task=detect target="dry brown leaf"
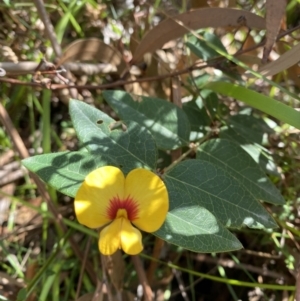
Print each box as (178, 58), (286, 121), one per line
(190, 0), (208, 9)
(241, 34), (260, 56)
(170, 76), (182, 108)
(57, 38), (127, 75)
(276, 41), (300, 87)
(247, 42), (300, 78)
(262, 0), (287, 63)
(132, 8), (266, 63)
(237, 54), (262, 66)
(228, 0), (237, 7)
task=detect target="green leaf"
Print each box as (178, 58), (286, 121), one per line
(183, 100), (208, 140)
(183, 89), (219, 140)
(69, 99), (157, 173)
(186, 32), (227, 61)
(22, 151), (110, 197)
(197, 138), (284, 205)
(102, 90), (190, 150)
(204, 82), (300, 129)
(164, 160), (277, 229)
(155, 206), (242, 253)
(224, 114), (273, 144)
(220, 114), (278, 175)
(16, 288), (27, 301)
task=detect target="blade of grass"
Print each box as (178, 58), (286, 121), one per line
(26, 229), (73, 299)
(204, 81), (300, 130)
(217, 265), (238, 301)
(0, 190), (98, 239)
(230, 254), (257, 283)
(62, 262), (79, 301)
(42, 90), (51, 154)
(0, 247), (24, 278)
(142, 254), (295, 291)
(55, 0), (84, 43)
(166, 14), (300, 102)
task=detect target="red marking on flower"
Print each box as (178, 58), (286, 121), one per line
(106, 195), (139, 221)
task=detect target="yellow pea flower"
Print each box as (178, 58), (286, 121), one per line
(74, 166), (169, 255)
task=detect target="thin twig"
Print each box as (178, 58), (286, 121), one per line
(76, 237), (92, 300)
(33, 0), (62, 57)
(295, 261), (300, 301)
(164, 142), (199, 173)
(132, 255), (153, 301)
(92, 280), (103, 301)
(0, 62), (207, 90)
(146, 238), (165, 285)
(0, 62), (117, 75)
(101, 254), (114, 301)
(33, 0), (79, 99)
(172, 268), (190, 301)
(194, 254), (287, 280)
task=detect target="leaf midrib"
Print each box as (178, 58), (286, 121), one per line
(198, 147), (282, 203)
(166, 211), (240, 244)
(72, 104), (149, 167)
(166, 173), (272, 225)
(107, 93), (189, 144)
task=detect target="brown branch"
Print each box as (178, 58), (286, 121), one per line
(100, 254), (114, 301)
(76, 237), (92, 300)
(0, 62), (117, 75)
(146, 238), (165, 286)
(132, 255), (153, 301)
(194, 254), (288, 280)
(33, 0), (62, 57)
(33, 0), (80, 99)
(0, 62), (207, 90)
(295, 261), (300, 301)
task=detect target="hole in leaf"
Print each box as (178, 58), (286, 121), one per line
(132, 94), (143, 103)
(109, 121), (127, 132)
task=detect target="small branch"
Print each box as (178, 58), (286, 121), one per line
(172, 268), (190, 301)
(76, 237), (92, 300)
(33, 0), (62, 57)
(92, 280), (103, 301)
(0, 62), (117, 75)
(132, 255), (153, 301)
(146, 238), (165, 285)
(194, 254), (287, 280)
(295, 261), (300, 301)
(0, 62), (207, 90)
(100, 254), (114, 301)
(164, 142), (199, 173)
(33, 0), (79, 99)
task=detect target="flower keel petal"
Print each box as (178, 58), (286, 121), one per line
(120, 218), (143, 255)
(99, 219), (122, 255)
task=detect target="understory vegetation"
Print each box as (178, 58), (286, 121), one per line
(1, 1), (300, 301)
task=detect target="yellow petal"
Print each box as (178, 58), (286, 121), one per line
(125, 169), (169, 233)
(120, 218), (143, 255)
(74, 166), (125, 228)
(99, 219), (121, 255)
